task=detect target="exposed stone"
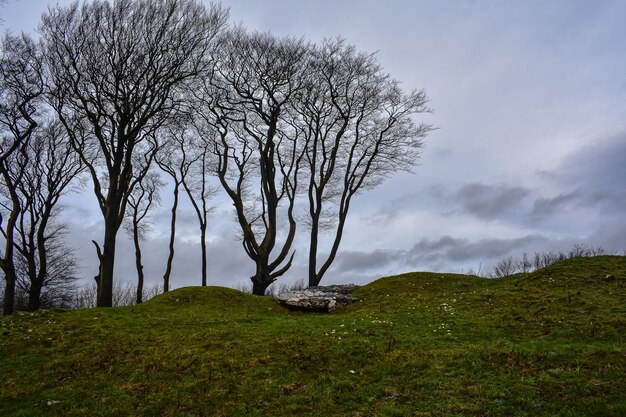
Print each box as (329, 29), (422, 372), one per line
(308, 284), (356, 294)
(277, 284), (357, 312)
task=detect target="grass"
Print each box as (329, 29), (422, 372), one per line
(1, 256), (625, 416)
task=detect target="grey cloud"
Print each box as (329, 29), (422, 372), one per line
(430, 147), (454, 160)
(454, 184), (530, 219)
(585, 190), (626, 211)
(333, 249), (396, 273)
(422, 183), (531, 221)
(530, 191), (580, 219)
(370, 182), (532, 226)
(406, 235), (549, 267)
(531, 189), (626, 220)
(329, 234), (552, 277)
(553, 131), (626, 191)
(587, 223), (626, 253)
(530, 131), (626, 221)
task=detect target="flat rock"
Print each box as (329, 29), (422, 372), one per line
(308, 284), (356, 294)
(277, 284), (357, 312)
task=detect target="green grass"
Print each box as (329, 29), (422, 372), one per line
(1, 256), (625, 416)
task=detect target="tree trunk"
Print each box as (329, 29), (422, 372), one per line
(97, 215), (118, 308)
(200, 224), (207, 287)
(163, 184), (179, 292)
(308, 215), (320, 287)
(27, 281), (43, 311)
(133, 222), (144, 305)
(32, 208), (50, 312)
(251, 274), (272, 296)
(1, 188), (20, 315)
(2, 266), (16, 315)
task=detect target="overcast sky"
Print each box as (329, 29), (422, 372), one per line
(2, 0), (625, 290)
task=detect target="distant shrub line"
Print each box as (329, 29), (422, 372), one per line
(488, 244), (616, 278)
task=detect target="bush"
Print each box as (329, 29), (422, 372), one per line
(489, 244), (613, 278)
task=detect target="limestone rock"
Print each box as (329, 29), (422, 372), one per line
(277, 284), (357, 312)
(308, 284), (356, 294)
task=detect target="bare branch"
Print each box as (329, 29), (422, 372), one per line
(299, 39), (432, 286)
(194, 28), (310, 295)
(40, 0), (228, 307)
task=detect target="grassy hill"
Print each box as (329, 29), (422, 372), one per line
(1, 256), (625, 416)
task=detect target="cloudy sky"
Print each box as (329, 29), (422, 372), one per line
(2, 0), (625, 290)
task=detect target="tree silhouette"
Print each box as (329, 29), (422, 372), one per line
(195, 29), (309, 295)
(299, 39), (432, 286)
(40, 0), (227, 306)
(6, 120), (84, 311)
(125, 171), (162, 304)
(0, 33), (43, 315)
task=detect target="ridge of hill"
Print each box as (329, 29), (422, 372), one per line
(1, 256), (625, 416)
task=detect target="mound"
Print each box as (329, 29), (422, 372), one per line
(1, 256), (624, 416)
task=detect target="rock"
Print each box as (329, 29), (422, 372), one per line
(308, 284), (356, 294)
(277, 284), (357, 312)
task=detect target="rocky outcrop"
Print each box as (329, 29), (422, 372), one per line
(277, 284), (357, 312)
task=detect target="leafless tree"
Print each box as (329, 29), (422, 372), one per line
(14, 221), (80, 310)
(3, 120), (84, 311)
(0, 33), (43, 315)
(298, 39), (432, 287)
(490, 244), (612, 277)
(490, 256), (517, 278)
(517, 252), (532, 273)
(40, 0), (228, 307)
(156, 123), (214, 289)
(532, 251), (566, 270)
(177, 131), (216, 287)
(196, 29), (310, 295)
(124, 171), (162, 304)
(155, 129), (186, 292)
(568, 243), (606, 258)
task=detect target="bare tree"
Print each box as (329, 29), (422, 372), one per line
(3, 120), (84, 311)
(298, 39), (432, 287)
(157, 124), (214, 289)
(0, 33), (43, 315)
(14, 221), (80, 310)
(155, 129), (187, 292)
(196, 29), (310, 295)
(517, 252), (532, 273)
(490, 256), (517, 278)
(124, 171), (162, 304)
(40, 0), (228, 307)
(177, 131), (215, 287)
(490, 244), (612, 277)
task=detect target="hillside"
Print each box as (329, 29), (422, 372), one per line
(1, 256), (625, 416)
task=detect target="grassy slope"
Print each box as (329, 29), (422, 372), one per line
(1, 256), (625, 416)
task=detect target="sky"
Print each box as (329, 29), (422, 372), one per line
(2, 0), (625, 291)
